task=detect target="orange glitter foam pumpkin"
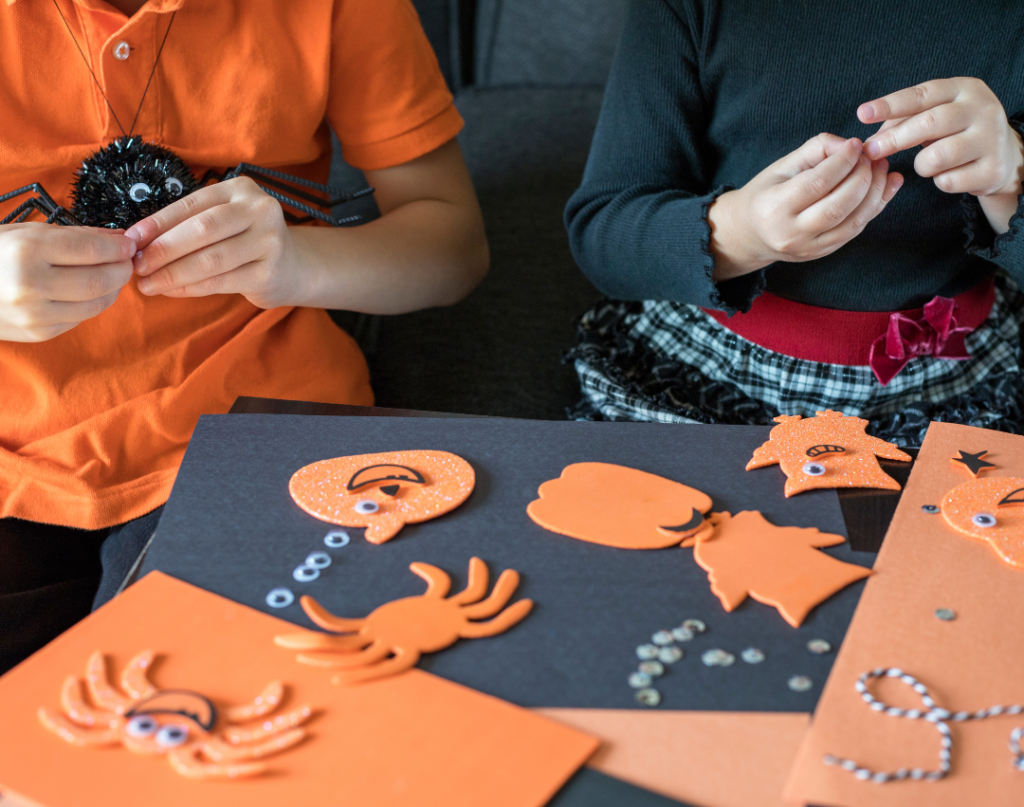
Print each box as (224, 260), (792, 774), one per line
(746, 410), (912, 497)
(37, 650), (312, 779)
(289, 450), (475, 544)
(941, 477), (1024, 568)
(526, 462), (715, 549)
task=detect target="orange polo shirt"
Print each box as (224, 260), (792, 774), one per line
(0, 0), (464, 528)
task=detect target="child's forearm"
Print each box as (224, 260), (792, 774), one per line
(289, 196), (488, 314)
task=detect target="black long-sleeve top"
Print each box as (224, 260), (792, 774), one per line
(565, 0), (1024, 315)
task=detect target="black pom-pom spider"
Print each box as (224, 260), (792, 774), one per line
(0, 135), (374, 230)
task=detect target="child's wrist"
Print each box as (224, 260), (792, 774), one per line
(708, 190), (772, 281)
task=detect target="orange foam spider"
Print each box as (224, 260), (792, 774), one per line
(275, 557), (533, 684)
(38, 650), (313, 779)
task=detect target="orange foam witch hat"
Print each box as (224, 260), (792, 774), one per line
(941, 477), (1024, 568)
(746, 410), (912, 497)
(289, 450), (475, 544)
(526, 462), (715, 549)
(694, 512), (872, 628)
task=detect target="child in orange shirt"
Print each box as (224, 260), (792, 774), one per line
(0, 0), (487, 671)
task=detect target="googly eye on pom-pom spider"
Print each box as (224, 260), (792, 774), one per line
(0, 135), (374, 230)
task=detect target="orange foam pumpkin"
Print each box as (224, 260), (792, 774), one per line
(746, 410), (912, 497)
(941, 477), (1024, 568)
(289, 450), (475, 544)
(526, 462), (715, 549)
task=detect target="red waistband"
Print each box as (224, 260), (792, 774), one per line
(702, 276), (995, 366)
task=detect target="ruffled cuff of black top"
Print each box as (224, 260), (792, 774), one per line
(701, 184), (767, 316)
(961, 114), (1024, 262)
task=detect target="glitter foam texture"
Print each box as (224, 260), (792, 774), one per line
(746, 410), (913, 497)
(941, 476), (1024, 568)
(288, 451), (476, 544)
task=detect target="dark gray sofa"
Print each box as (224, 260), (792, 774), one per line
(329, 0), (629, 419)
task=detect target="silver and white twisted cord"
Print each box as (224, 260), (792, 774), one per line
(823, 668), (1024, 783)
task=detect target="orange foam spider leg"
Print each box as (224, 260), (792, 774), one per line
(298, 596), (367, 633)
(332, 647), (422, 685)
(167, 745), (265, 779)
(460, 598), (533, 638)
(222, 681), (284, 723)
(85, 651), (133, 714)
(297, 639), (391, 669)
(60, 676), (120, 729)
(448, 557), (489, 604)
(119, 649), (157, 701)
(202, 728), (306, 763)
(222, 706), (314, 744)
(460, 569), (519, 618)
(409, 562), (452, 598)
(38, 707), (121, 746)
(274, 630), (371, 652)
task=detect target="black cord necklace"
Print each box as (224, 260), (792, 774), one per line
(52, 1), (196, 228)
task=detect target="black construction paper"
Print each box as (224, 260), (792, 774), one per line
(140, 415), (873, 711)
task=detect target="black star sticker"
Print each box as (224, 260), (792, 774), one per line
(950, 450), (996, 478)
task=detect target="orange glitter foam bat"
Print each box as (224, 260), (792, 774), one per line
(289, 450), (475, 544)
(746, 410), (912, 497)
(941, 477), (1024, 569)
(37, 650), (313, 779)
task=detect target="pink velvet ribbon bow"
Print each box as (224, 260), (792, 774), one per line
(868, 296), (973, 386)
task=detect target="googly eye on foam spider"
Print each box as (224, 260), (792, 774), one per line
(155, 725), (190, 748)
(972, 512), (997, 528)
(802, 462), (826, 477)
(324, 530), (351, 548)
(354, 499), (379, 514)
(125, 715), (158, 738)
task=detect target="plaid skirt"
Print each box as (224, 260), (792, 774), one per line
(568, 273), (1024, 447)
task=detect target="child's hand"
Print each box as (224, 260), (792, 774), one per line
(859, 78), (1024, 232)
(708, 134), (902, 280)
(127, 177), (300, 309)
(0, 223), (136, 342)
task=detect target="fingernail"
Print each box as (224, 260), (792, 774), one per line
(865, 141), (882, 158)
(859, 103), (875, 120)
(137, 277), (153, 294)
(133, 254), (149, 275)
(892, 175), (904, 192)
(125, 225), (142, 242)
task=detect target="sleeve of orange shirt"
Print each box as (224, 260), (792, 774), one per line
(327, 0), (465, 171)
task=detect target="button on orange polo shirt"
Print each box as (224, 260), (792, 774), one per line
(0, 0), (464, 528)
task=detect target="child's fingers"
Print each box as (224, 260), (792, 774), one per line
(785, 142), (865, 212)
(40, 227), (137, 266)
(776, 133), (853, 177)
(39, 261), (134, 302)
(158, 260), (263, 300)
(31, 289), (122, 327)
(914, 133), (985, 178)
(137, 230), (257, 296)
(857, 78), (961, 124)
(133, 202), (253, 277)
(864, 102), (970, 159)
(815, 160), (894, 248)
(124, 182), (238, 249)
(928, 159), (990, 195)
(795, 155), (873, 232)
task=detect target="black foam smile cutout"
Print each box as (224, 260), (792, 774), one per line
(659, 508), (706, 534)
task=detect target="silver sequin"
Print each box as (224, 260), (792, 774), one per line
(658, 646), (684, 664)
(635, 688), (661, 707)
(638, 661), (665, 677)
(671, 626), (695, 642)
(788, 675), (814, 692)
(807, 639), (832, 655)
(935, 608), (957, 621)
(636, 644), (659, 660)
(701, 649), (735, 667)
(652, 630), (674, 646)
(682, 619), (707, 633)
(629, 671), (653, 689)
(741, 647), (766, 664)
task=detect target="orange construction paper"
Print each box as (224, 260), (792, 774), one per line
(784, 423), (1024, 807)
(275, 557), (533, 684)
(288, 450), (476, 544)
(538, 709), (810, 807)
(941, 476), (1024, 569)
(526, 462), (715, 549)
(694, 512), (872, 628)
(746, 410), (912, 497)
(0, 572), (598, 807)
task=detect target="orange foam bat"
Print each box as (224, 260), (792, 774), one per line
(526, 462), (715, 549)
(694, 511), (872, 628)
(275, 558), (533, 684)
(746, 410), (912, 497)
(289, 450), (475, 544)
(941, 477), (1024, 569)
